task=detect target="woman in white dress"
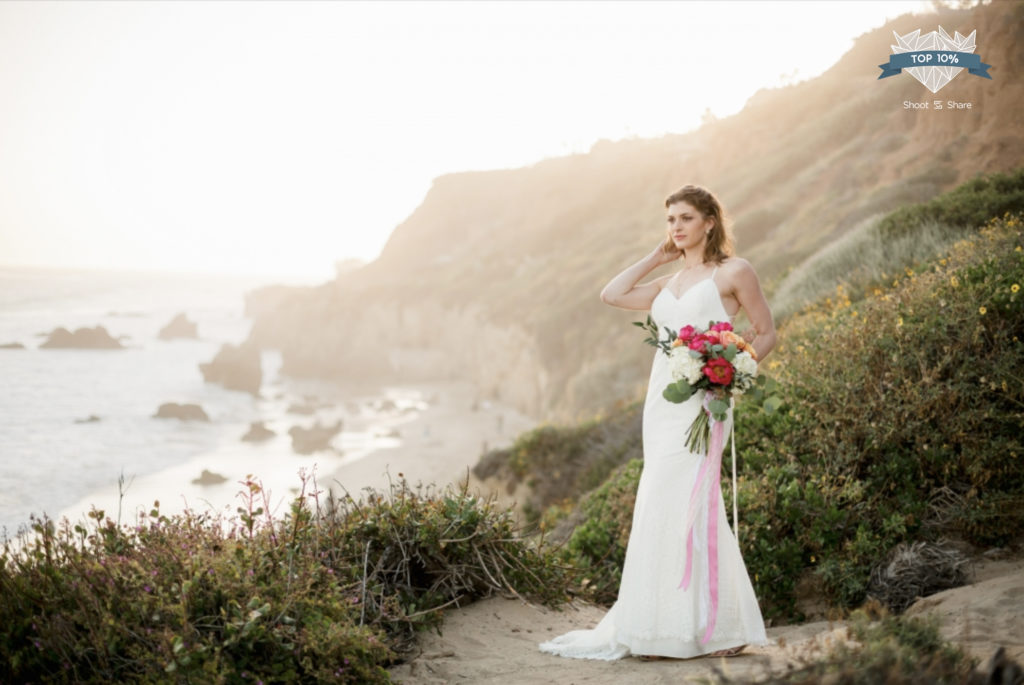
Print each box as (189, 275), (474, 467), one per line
(539, 184), (777, 660)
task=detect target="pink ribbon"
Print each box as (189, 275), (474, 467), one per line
(678, 392), (727, 645)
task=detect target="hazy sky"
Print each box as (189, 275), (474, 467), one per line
(0, 0), (930, 283)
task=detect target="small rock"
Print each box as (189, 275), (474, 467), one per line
(191, 469), (228, 485)
(158, 313), (199, 340)
(288, 419), (343, 455)
(40, 325), (124, 349)
(241, 421), (275, 442)
(153, 402), (210, 421)
(0, 342), (25, 349)
(374, 398), (398, 413)
(199, 342), (261, 395)
(74, 415), (102, 423)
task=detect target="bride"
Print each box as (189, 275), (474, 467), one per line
(539, 184), (776, 660)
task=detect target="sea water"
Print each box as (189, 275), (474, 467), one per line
(0, 264), (421, 538)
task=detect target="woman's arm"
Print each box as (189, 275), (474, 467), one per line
(732, 258), (777, 362)
(600, 243), (680, 311)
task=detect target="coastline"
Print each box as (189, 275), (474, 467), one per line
(47, 379), (538, 533)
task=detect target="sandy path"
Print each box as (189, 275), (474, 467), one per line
(905, 554), (1024, 663)
(388, 553), (1024, 684)
(387, 596), (849, 684)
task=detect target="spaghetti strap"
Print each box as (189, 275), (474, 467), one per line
(711, 265), (718, 279)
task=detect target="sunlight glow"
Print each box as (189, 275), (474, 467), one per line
(0, 0), (931, 282)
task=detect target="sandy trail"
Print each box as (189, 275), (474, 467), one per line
(388, 554), (1024, 684)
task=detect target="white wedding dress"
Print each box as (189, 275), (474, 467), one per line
(539, 265), (769, 659)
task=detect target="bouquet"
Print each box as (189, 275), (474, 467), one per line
(633, 316), (758, 456)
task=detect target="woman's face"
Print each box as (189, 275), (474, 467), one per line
(666, 200), (713, 252)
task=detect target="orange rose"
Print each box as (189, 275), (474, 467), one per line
(720, 330), (758, 360)
(720, 330), (743, 347)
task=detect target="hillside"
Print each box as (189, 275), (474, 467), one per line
(242, 0), (1024, 422)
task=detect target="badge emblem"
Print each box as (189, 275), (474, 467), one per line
(878, 27), (992, 93)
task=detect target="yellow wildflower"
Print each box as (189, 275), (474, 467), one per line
(979, 306), (987, 315)
(1012, 284), (1020, 293)
(897, 317), (903, 327)
(950, 276), (959, 287)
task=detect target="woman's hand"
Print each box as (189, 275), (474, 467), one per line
(651, 236), (683, 267)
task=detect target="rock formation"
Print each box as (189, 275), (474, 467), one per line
(158, 313), (199, 340)
(199, 342), (261, 395)
(153, 402), (210, 421)
(40, 326), (124, 349)
(241, 422), (275, 442)
(288, 419), (343, 455)
(191, 469), (228, 485)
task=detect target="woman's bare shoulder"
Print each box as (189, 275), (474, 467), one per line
(718, 256), (754, 273)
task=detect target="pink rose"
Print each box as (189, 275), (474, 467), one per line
(688, 334), (710, 352)
(677, 325), (696, 343)
(709, 321), (733, 333)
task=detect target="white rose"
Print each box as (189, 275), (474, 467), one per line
(733, 351), (758, 379)
(668, 347), (704, 385)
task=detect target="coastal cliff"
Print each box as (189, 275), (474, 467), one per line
(242, 1), (1023, 422)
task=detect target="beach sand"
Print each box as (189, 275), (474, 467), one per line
(322, 379), (538, 505)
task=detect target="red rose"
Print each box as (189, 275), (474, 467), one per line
(703, 357), (734, 385)
(710, 321), (733, 332)
(677, 325), (696, 343)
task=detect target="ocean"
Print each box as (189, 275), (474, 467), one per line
(0, 264), (422, 539)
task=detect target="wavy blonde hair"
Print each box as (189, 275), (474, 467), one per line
(662, 184), (735, 264)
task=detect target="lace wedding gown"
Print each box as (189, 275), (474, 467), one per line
(539, 265), (769, 659)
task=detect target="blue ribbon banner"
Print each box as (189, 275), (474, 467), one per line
(878, 51), (992, 79)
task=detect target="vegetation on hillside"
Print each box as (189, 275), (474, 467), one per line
(473, 402), (643, 528)
(0, 470), (568, 683)
(553, 212), (1023, 620)
(479, 171), (1024, 623)
(771, 167), (1024, 323)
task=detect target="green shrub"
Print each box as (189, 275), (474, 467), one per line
(0, 469), (568, 683)
(472, 402), (643, 528)
(715, 607), (978, 684)
(559, 459), (643, 604)
(739, 213), (1024, 617)
(878, 167), (1024, 242)
(772, 167), (1024, 324)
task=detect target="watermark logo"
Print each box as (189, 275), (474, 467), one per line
(878, 27), (992, 92)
